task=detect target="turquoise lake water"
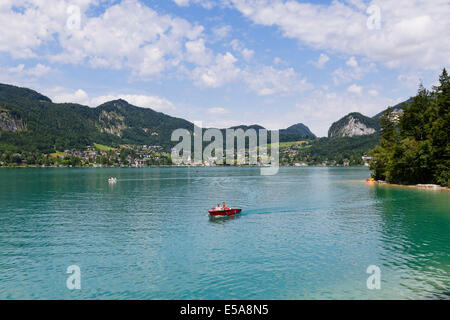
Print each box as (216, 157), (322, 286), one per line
(0, 167), (449, 299)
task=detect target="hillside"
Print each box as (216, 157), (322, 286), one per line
(1, 82), (422, 168)
(94, 99), (194, 146)
(0, 83), (316, 154)
(0, 84), (195, 153)
(327, 98), (412, 139)
(292, 99), (412, 165)
(280, 123), (316, 141)
(328, 112), (379, 138)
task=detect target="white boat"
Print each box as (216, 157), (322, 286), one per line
(108, 177), (117, 184)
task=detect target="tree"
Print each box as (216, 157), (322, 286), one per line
(370, 69), (449, 186)
(431, 68), (450, 186)
(400, 84), (430, 141)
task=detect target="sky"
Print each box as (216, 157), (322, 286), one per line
(0, 0), (449, 137)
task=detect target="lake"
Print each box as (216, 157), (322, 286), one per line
(0, 167), (448, 299)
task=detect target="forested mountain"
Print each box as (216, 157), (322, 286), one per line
(94, 99), (194, 147)
(301, 134), (380, 165)
(3, 75), (446, 174)
(0, 83), (315, 154)
(0, 84), (195, 153)
(280, 123), (316, 141)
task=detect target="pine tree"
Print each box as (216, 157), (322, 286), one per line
(431, 69), (450, 186)
(370, 69), (449, 186)
(370, 107), (397, 181)
(400, 83), (429, 141)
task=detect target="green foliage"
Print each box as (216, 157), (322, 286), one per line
(0, 86), (194, 153)
(94, 143), (114, 152)
(302, 134), (380, 165)
(280, 123), (316, 140)
(370, 69), (450, 186)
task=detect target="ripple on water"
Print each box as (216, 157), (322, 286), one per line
(0, 167), (449, 299)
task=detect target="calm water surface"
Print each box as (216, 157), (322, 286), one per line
(0, 167), (449, 299)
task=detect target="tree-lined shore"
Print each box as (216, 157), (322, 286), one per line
(370, 69), (449, 187)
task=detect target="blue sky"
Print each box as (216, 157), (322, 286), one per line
(0, 0), (448, 136)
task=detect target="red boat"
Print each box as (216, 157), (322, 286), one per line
(209, 208), (242, 217)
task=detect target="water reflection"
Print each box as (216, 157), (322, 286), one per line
(208, 215), (241, 224)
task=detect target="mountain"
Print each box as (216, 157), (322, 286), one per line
(0, 84), (195, 152)
(328, 112), (379, 138)
(0, 83), (51, 104)
(227, 123), (316, 141)
(372, 99), (411, 121)
(280, 123), (316, 139)
(327, 98), (413, 139)
(0, 83), (316, 153)
(94, 99), (194, 145)
(0, 82), (421, 168)
(228, 124), (266, 131)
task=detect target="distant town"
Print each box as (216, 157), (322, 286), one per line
(0, 142), (372, 168)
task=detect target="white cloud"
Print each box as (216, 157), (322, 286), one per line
(173, 0), (190, 6)
(295, 89), (395, 136)
(0, 0), (97, 59)
(368, 89), (379, 96)
(91, 94), (176, 111)
(243, 66), (312, 96)
(59, 1), (204, 78)
(344, 0), (367, 11)
(230, 39), (254, 61)
(273, 57), (285, 65)
(185, 39), (213, 66)
(0, 0), (206, 79)
(173, 0), (216, 9)
(230, 0), (450, 70)
(28, 64), (52, 77)
(397, 73), (422, 89)
(346, 56), (358, 68)
(50, 88), (91, 105)
(192, 52), (241, 88)
(332, 60), (377, 85)
(212, 25), (232, 40)
(311, 53), (329, 68)
(0, 63), (53, 86)
(207, 107), (229, 114)
(6, 63), (52, 77)
(190, 47), (312, 95)
(241, 48), (255, 61)
(48, 88), (176, 111)
(347, 84), (363, 95)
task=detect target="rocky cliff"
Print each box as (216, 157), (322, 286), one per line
(328, 112), (378, 138)
(0, 110), (25, 132)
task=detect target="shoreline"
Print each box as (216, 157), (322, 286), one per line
(0, 164), (369, 169)
(371, 180), (449, 191)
